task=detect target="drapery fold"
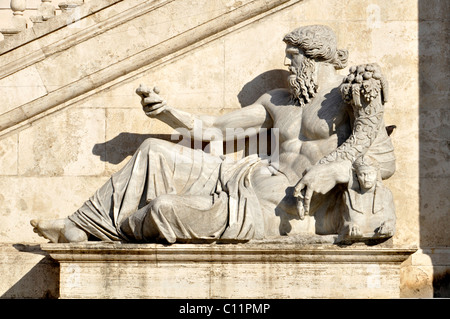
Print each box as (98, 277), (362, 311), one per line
(69, 139), (265, 243)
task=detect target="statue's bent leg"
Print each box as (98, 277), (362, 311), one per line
(121, 193), (228, 243)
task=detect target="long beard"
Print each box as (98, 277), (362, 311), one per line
(288, 58), (318, 107)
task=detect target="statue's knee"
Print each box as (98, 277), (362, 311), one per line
(149, 195), (175, 217)
(139, 137), (174, 154)
(139, 137), (157, 151)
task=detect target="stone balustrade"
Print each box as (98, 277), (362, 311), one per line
(0, 0), (85, 41)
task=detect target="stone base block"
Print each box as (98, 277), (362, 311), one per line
(0, 243), (59, 298)
(41, 242), (416, 299)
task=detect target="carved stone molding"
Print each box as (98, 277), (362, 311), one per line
(42, 242), (416, 298)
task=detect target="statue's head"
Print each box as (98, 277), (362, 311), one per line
(353, 156), (379, 190)
(283, 25), (348, 106)
(283, 25), (348, 70)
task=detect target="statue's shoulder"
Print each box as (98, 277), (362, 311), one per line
(257, 88), (291, 107)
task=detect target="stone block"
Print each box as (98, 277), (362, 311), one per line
(18, 108), (105, 176)
(383, 177), (420, 247)
(0, 133), (18, 175)
(223, 19), (289, 108)
(0, 243), (59, 298)
(0, 176), (108, 242)
(42, 242), (416, 299)
(400, 248), (450, 298)
(384, 109), (419, 181)
(0, 66), (47, 115)
(72, 33), (226, 111)
(0, 35), (45, 69)
(419, 0), (449, 21)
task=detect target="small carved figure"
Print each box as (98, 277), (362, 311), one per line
(338, 155), (396, 242)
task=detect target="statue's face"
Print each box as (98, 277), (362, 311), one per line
(284, 44), (305, 74)
(357, 168), (378, 190)
(284, 43), (318, 106)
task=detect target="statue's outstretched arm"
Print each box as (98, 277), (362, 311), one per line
(136, 84), (272, 142)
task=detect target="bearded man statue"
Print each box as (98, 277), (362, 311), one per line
(31, 25), (396, 245)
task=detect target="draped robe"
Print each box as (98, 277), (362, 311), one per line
(69, 138), (268, 243)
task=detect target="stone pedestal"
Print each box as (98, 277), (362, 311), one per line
(41, 242), (416, 299)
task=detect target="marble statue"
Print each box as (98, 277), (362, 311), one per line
(31, 25), (396, 244)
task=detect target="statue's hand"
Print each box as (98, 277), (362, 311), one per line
(293, 161), (351, 215)
(136, 84), (167, 117)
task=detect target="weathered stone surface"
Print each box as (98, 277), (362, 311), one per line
(0, 133), (18, 175)
(0, 0), (298, 133)
(400, 248), (450, 298)
(18, 108), (105, 176)
(42, 242), (416, 299)
(0, 66), (47, 115)
(0, 243), (59, 298)
(0, 176), (109, 243)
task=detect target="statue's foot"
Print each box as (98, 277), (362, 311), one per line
(31, 218), (65, 243)
(375, 220), (395, 237)
(30, 218), (88, 243)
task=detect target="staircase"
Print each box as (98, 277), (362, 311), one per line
(0, 0), (300, 138)
(0, 0), (87, 41)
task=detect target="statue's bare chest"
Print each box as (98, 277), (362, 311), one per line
(269, 97), (339, 142)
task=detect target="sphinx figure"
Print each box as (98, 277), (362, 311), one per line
(337, 155), (396, 243)
(31, 25), (396, 244)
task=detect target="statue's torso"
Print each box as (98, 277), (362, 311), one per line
(261, 86), (351, 185)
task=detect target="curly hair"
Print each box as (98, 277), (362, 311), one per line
(283, 25), (348, 70)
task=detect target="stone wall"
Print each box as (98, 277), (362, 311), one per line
(0, 0), (448, 298)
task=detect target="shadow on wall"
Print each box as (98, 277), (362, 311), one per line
(92, 133), (182, 165)
(92, 133), (212, 165)
(237, 69), (289, 107)
(1, 244), (59, 299)
(418, 0), (450, 297)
